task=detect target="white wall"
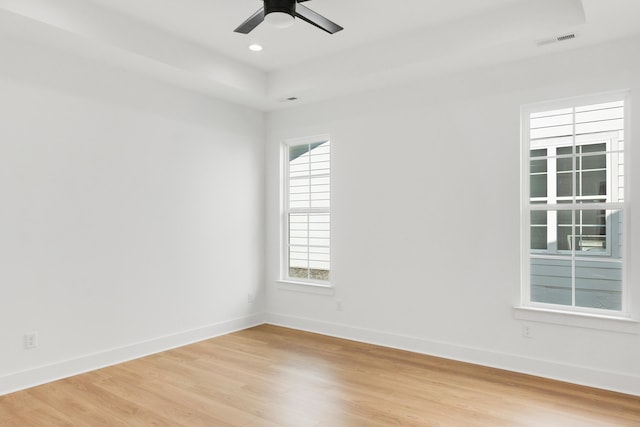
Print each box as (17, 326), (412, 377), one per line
(265, 36), (640, 395)
(0, 34), (265, 394)
(2, 23), (639, 399)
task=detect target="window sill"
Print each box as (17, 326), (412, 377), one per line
(275, 280), (335, 296)
(513, 306), (639, 334)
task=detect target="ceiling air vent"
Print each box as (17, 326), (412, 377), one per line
(536, 33), (576, 47)
(556, 33), (576, 42)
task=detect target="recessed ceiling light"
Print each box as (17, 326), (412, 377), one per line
(249, 44), (263, 52)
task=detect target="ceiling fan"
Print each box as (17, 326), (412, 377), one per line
(234, 0), (343, 35)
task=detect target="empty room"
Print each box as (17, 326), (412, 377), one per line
(1, 0), (639, 425)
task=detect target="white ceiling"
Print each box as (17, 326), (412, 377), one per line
(0, 0), (639, 111)
(85, 0), (523, 71)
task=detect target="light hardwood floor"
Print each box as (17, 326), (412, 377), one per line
(1, 325), (639, 426)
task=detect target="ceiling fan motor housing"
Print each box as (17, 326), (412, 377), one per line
(264, 0), (296, 17)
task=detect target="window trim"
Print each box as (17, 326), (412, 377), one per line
(281, 134), (332, 287)
(520, 91), (631, 320)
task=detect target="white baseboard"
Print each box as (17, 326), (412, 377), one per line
(0, 313), (265, 396)
(266, 312), (640, 397)
(5, 312), (638, 398)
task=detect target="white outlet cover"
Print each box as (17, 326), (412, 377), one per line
(24, 333), (39, 349)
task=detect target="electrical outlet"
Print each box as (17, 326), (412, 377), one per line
(24, 332), (38, 349)
(336, 300), (343, 311)
(247, 292), (255, 303)
(522, 324), (532, 339)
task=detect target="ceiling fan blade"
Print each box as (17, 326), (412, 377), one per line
(295, 3), (343, 34)
(234, 7), (265, 34)
(297, 0), (312, 2)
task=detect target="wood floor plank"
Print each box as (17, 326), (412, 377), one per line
(1, 324), (639, 426)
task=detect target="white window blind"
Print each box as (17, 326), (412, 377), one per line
(285, 139), (331, 282)
(523, 93), (628, 314)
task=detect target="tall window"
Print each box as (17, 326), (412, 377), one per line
(284, 138), (331, 283)
(522, 93), (628, 314)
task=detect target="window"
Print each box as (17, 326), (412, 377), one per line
(522, 93), (628, 315)
(283, 137), (331, 283)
